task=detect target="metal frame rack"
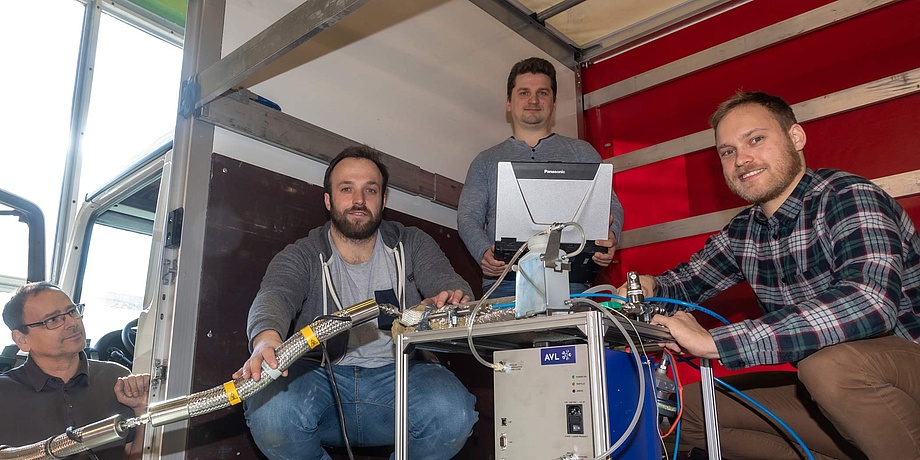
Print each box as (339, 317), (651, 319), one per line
(394, 310), (720, 459)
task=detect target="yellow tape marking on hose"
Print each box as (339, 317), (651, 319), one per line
(301, 326), (320, 348)
(224, 381), (242, 406)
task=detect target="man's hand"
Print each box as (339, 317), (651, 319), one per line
(651, 311), (720, 359)
(615, 274), (657, 299)
(592, 229), (617, 267)
(423, 290), (470, 308)
(480, 245), (507, 277)
(593, 214), (618, 266)
(114, 373), (151, 416)
(233, 330), (287, 382)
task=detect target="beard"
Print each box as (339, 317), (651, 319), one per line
(725, 137), (804, 205)
(330, 205), (382, 240)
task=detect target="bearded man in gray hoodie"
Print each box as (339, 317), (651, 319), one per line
(235, 146), (478, 460)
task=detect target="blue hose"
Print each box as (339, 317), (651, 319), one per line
(678, 356), (816, 460)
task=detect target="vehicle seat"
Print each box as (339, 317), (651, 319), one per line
(93, 329), (133, 368)
(0, 344), (23, 374)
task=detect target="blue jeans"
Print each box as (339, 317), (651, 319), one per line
(244, 360), (478, 460)
(483, 279), (589, 299)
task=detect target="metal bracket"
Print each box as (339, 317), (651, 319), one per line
(151, 359), (168, 390)
(177, 76), (201, 118)
(165, 207), (183, 249)
(541, 227), (571, 272)
(160, 258), (177, 286)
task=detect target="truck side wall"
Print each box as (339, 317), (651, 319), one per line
(582, 0), (920, 377)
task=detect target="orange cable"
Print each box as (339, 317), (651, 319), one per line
(660, 349), (684, 439)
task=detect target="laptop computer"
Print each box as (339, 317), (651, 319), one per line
(493, 161), (612, 283)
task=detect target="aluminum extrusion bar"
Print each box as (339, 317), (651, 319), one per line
(584, 0), (898, 109)
(198, 95), (464, 208)
(148, 2), (225, 457)
(535, 0), (589, 22)
(52, 0), (101, 284)
(585, 311), (610, 456)
(395, 332), (410, 460)
(581, 0), (745, 64)
(700, 358), (722, 459)
(467, 0), (577, 67)
(192, 0), (371, 111)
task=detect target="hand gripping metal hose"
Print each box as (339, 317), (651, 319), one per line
(0, 299), (381, 460)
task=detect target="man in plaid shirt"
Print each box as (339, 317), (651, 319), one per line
(620, 91), (920, 459)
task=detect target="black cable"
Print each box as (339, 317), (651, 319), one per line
(57, 427), (101, 460)
(314, 314), (351, 322)
(321, 339), (355, 460)
(310, 314), (356, 459)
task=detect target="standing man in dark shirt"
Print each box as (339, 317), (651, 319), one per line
(0, 282), (150, 459)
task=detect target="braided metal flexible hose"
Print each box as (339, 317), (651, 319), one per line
(0, 299), (381, 460)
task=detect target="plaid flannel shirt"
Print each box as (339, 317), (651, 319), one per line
(655, 168), (920, 369)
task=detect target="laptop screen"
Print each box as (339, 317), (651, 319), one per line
(495, 161), (612, 247)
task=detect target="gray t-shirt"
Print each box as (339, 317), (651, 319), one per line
(327, 231), (398, 367)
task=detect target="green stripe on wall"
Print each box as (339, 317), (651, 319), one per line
(129, 0), (187, 29)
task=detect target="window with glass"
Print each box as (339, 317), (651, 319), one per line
(0, 0), (182, 352)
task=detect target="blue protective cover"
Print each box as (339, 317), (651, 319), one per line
(605, 349), (662, 459)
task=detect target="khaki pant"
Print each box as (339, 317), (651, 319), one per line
(679, 335), (920, 460)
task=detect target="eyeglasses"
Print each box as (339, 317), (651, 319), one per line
(21, 304), (85, 330)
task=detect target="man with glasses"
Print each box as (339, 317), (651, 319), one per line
(0, 282), (150, 459)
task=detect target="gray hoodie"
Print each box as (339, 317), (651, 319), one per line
(246, 219), (473, 361)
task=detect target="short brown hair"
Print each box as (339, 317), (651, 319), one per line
(323, 145), (389, 196)
(507, 57), (557, 102)
(709, 91), (798, 132)
(3, 281), (62, 333)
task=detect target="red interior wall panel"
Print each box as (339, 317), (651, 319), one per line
(614, 234), (712, 282)
(581, 0), (834, 94)
(588, 0), (920, 161)
(682, 148), (747, 217)
(679, 94), (920, 217)
(900, 195), (920, 226)
(803, 94), (920, 177)
(615, 157), (692, 230)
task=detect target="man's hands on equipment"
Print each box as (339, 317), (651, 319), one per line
(424, 290), (470, 308)
(115, 373), (151, 416)
(592, 230), (617, 267)
(593, 214), (618, 267)
(480, 245), (507, 277)
(616, 274), (720, 359)
(651, 311), (720, 359)
(234, 330), (287, 382)
(615, 274), (657, 299)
